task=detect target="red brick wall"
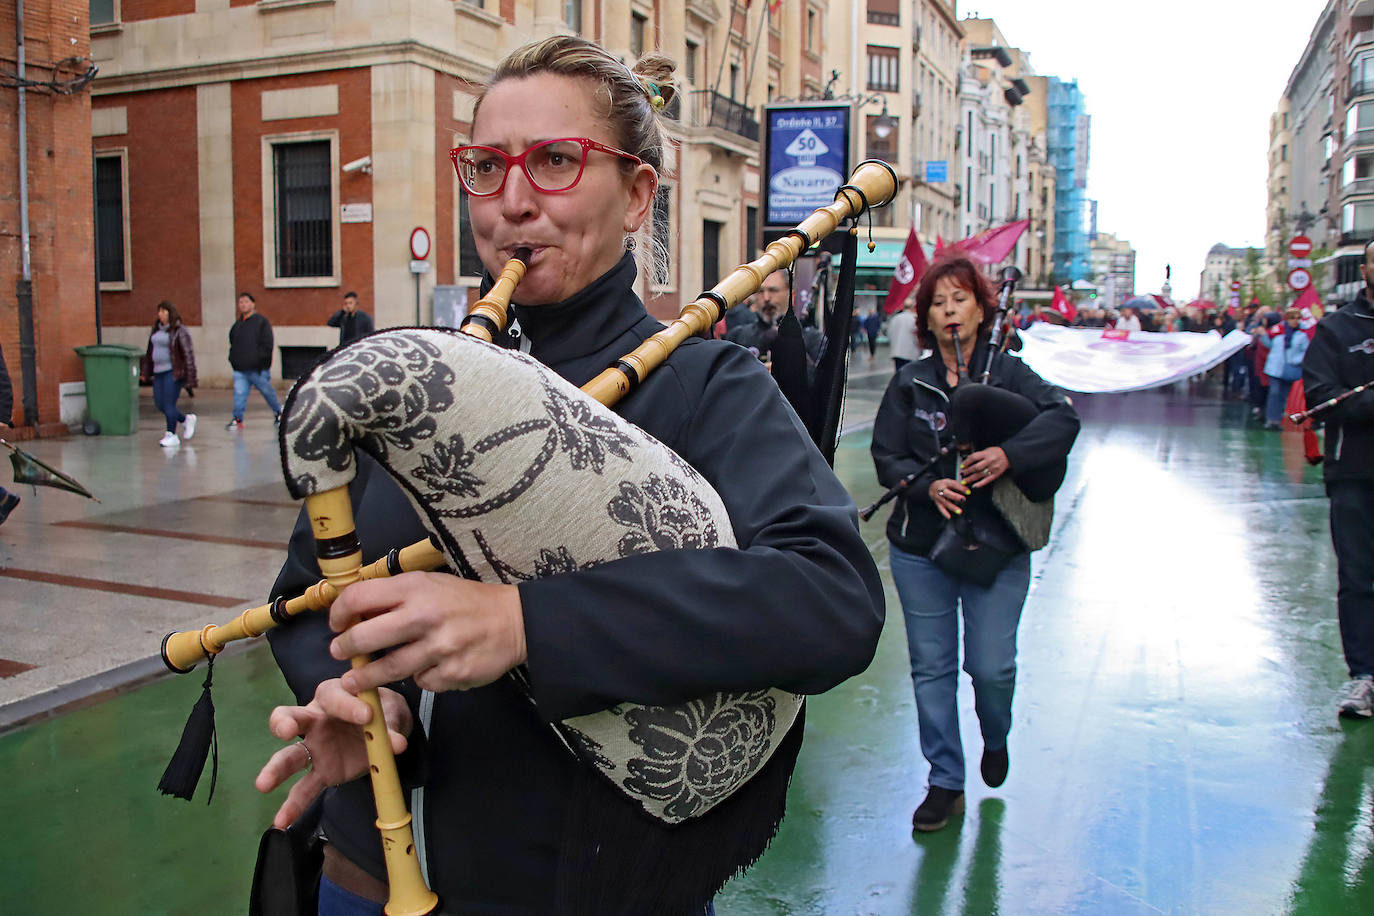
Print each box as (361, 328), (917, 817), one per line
(121, 0), (196, 22)
(0, 0), (95, 433)
(230, 69), (374, 327)
(93, 88), (202, 327)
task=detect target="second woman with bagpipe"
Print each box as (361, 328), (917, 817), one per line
(870, 254), (1079, 832)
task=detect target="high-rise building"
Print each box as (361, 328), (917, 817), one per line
(1047, 77), (1090, 284)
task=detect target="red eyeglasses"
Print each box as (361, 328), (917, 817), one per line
(449, 137), (644, 197)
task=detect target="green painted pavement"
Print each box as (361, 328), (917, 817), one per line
(3, 385), (1372, 914)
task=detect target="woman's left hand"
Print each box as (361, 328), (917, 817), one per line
(328, 572), (527, 695)
(961, 446), (1010, 489)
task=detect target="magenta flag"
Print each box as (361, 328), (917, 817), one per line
(949, 219), (1030, 265)
(883, 229), (929, 314)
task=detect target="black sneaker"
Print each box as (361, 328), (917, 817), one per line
(912, 786), (965, 833)
(0, 491), (19, 525)
(225, 418), (243, 431)
(981, 746), (1009, 788)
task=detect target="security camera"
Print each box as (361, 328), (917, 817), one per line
(342, 156), (372, 175)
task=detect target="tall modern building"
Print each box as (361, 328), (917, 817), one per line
(1047, 77), (1090, 284)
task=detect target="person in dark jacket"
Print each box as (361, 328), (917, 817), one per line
(1304, 240), (1374, 720)
(326, 291), (375, 347)
(871, 254), (1078, 833)
(139, 301), (199, 447)
(0, 343), (17, 524)
(255, 37), (885, 916)
(725, 269), (789, 361)
(226, 291), (282, 430)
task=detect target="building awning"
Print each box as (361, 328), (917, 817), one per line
(832, 238), (907, 271)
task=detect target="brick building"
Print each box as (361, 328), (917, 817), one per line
(2, 0), (96, 434)
(88, 0), (829, 387)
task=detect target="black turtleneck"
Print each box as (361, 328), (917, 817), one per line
(270, 252), (886, 911)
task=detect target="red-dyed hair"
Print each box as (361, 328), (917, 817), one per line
(913, 254), (997, 347)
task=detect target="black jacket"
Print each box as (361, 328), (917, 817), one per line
(0, 343), (12, 424)
(267, 254), (885, 912)
(227, 311), (274, 372)
(871, 341), (1080, 557)
(1304, 295), (1374, 483)
(326, 308), (375, 346)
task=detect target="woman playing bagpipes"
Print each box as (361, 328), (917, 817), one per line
(254, 36), (885, 915)
(870, 254), (1079, 833)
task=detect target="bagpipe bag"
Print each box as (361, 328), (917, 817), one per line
(278, 327), (803, 825)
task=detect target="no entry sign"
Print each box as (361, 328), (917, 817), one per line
(1289, 235), (1313, 258)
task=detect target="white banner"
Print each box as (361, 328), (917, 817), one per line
(1015, 325), (1253, 394)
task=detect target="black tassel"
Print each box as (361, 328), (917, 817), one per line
(158, 655), (220, 803)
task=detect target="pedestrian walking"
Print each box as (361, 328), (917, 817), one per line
(1303, 240), (1374, 720)
(326, 290), (375, 347)
(226, 291), (281, 430)
(888, 300), (920, 372)
(0, 342), (18, 525)
(1263, 308), (1308, 429)
(863, 307), (883, 359)
(139, 301), (199, 447)
(871, 254), (1079, 832)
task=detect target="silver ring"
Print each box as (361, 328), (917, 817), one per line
(937, 488), (945, 498)
(298, 741), (312, 771)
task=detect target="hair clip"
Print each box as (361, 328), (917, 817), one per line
(644, 81), (666, 111)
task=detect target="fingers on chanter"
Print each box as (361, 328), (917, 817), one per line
(328, 573), (432, 633)
(342, 643), (431, 696)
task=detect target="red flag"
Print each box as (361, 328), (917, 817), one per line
(935, 235), (947, 253)
(883, 229), (928, 314)
(1294, 286), (1322, 338)
(1050, 286), (1077, 323)
(950, 219), (1030, 265)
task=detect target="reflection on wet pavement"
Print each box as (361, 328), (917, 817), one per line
(2, 381), (1370, 915)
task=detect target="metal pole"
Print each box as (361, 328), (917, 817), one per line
(15, 0), (40, 429)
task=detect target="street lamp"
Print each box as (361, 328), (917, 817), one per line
(872, 98), (897, 139)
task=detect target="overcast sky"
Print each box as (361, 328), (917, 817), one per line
(964, 0), (1329, 301)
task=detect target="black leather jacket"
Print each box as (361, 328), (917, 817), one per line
(871, 340), (1080, 557)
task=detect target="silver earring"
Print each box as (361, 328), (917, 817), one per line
(625, 236), (637, 251)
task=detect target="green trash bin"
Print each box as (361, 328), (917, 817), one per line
(74, 344), (145, 435)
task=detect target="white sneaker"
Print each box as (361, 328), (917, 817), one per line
(182, 413), (197, 440)
(159, 432), (181, 448)
(1338, 675), (1374, 720)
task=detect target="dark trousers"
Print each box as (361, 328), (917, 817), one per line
(1329, 480), (1374, 677)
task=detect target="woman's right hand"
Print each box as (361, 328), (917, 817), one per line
(254, 680), (412, 829)
(928, 478), (971, 520)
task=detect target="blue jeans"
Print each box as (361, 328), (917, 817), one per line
(232, 368), (282, 421)
(151, 370), (186, 433)
(889, 544), (1031, 790)
(318, 876), (382, 915)
(1266, 377), (1295, 425)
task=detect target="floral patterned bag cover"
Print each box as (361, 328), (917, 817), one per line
(278, 328), (801, 824)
